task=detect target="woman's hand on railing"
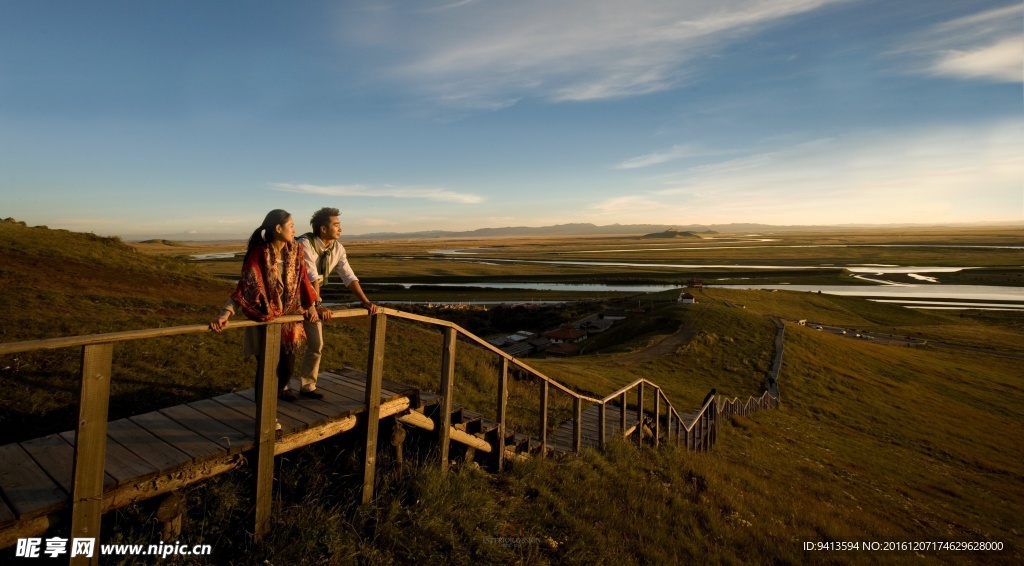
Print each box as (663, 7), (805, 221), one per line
(209, 313), (230, 332)
(304, 307), (320, 324)
(316, 306), (334, 321)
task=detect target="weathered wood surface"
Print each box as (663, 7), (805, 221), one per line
(0, 366), (410, 544)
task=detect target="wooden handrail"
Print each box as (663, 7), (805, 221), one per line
(1, 302), (778, 547)
(0, 310), (372, 355)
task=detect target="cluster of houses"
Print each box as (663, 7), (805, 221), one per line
(485, 284), (702, 359)
(486, 308), (631, 358)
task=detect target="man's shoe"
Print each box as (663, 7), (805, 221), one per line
(278, 389), (298, 402)
(299, 389), (325, 400)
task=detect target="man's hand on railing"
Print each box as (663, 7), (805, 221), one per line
(304, 307), (320, 323)
(363, 301), (380, 316)
(316, 306), (334, 321)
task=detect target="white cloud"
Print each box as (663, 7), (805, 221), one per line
(616, 145), (711, 169)
(272, 183), (483, 204)
(357, 0), (841, 106)
(894, 4), (1023, 83)
(589, 195), (667, 215)
(650, 120), (1024, 224)
(357, 218), (397, 227)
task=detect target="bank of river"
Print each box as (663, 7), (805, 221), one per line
(370, 281), (1024, 309)
(707, 283), (1024, 309)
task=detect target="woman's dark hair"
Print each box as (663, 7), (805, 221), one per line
(244, 209), (291, 264)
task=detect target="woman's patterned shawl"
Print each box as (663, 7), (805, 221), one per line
(232, 241), (316, 352)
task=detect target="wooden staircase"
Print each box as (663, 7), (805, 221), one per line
(0, 306), (781, 559)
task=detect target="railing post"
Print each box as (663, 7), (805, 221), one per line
(653, 388), (661, 448)
(572, 396), (582, 453)
(598, 402), (607, 447)
(539, 380), (548, 457)
(666, 406), (673, 446)
(253, 324), (281, 538)
(619, 392), (627, 438)
(495, 357), (508, 471)
(436, 326), (456, 473)
(712, 397), (719, 446)
(361, 312), (387, 503)
(69, 343), (113, 566)
(636, 382), (644, 446)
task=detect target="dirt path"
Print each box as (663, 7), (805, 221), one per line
(614, 323), (697, 364)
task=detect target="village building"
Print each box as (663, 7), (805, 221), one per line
(545, 341), (581, 358)
(678, 292), (696, 304)
(602, 308), (627, 321)
(543, 326), (588, 344)
(500, 341), (533, 357)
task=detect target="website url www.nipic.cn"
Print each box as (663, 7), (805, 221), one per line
(15, 538), (212, 559)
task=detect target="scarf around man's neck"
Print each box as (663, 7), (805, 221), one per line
(303, 232), (335, 285)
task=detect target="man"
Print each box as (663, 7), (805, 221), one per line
(295, 207), (379, 400)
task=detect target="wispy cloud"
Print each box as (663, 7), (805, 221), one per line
(357, 0), (841, 107)
(272, 183), (483, 204)
(614, 143), (737, 167)
(357, 218), (397, 227)
(650, 120), (1023, 223)
(589, 195), (666, 214)
(894, 4), (1023, 83)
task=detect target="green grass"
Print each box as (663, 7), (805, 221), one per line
(2, 222), (1023, 563)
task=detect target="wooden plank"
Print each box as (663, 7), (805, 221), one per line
(496, 358), (508, 471)
(308, 376), (373, 412)
(213, 392), (304, 433)
(0, 496), (14, 527)
(326, 371), (404, 403)
(161, 404), (252, 454)
(314, 376), (366, 404)
(0, 443), (67, 518)
(71, 341), (113, 561)
(106, 418), (192, 472)
(21, 434), (116, 494)
(130, 411), (225, 463)
(619, 392), (628, 437)
(539, 380), (548, 457)
(435, 327), (456, 473)
(325, 370), (404, 400)
(572, 397), (582, 453)
(236, 389), (327, 428)
(252, 323), (281, 542)
(186, 398), (256, 441)
(59, 431), (158, 488)
(294, 384), (364, 418)
(361, 312), (387, 504)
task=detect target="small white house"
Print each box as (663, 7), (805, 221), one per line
(678, 292), (696, 304)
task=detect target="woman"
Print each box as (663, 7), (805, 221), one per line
(210, 210), (320, 414)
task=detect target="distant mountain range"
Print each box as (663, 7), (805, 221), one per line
(32, 219), (1015, 242)
(345, 221), (1022, 240)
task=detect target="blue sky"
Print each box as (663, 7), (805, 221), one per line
(1, 0), (1021, 238)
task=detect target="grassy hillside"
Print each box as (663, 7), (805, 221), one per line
(1, 223), (1022, 563)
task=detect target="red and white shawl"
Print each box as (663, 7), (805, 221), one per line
(231, 242), (316, 352)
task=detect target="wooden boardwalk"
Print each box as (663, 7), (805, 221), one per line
(0, 369), (415, 545)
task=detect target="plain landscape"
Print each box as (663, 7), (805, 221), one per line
(1, 221), (1022, 564)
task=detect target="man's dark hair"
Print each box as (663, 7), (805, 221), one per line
(310, 207), (340, 236)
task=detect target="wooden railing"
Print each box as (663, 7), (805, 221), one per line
(0, 305), (775, 561)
